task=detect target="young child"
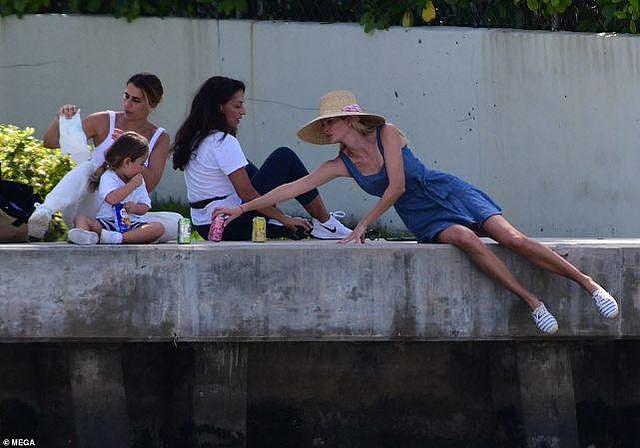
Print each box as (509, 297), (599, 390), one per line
(67, 132), (164, 245)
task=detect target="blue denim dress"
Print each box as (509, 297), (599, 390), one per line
(339, 127), (502, 242)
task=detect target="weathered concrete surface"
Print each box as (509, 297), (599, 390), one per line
(35, 345), (76, 447)
(192, 343), (247, 446)
(517, 344), (579, 448)
(68, 347), (129, 447)
(1, 341), (639, 447)
(3, 16), (640, 238)
(0, 239), (634, 341)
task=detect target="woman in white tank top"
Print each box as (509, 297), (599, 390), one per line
(28, 73), (181, 242)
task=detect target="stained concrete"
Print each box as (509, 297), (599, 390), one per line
(192, 343), (247, 446)
(68, 347), (129, 447)
(517, 344), (578, 448)
(1, 239), (638, 446)
(0, 239), (634, 341)
(0, 341), (639, 447)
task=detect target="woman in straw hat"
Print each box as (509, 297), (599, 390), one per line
(172, 76), (351, 241)
(214, 90), (620, 334)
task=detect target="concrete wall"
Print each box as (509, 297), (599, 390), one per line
(1, 341), (639, 447)
(0, 239), (634, 341)
(2, 16), (640, 236)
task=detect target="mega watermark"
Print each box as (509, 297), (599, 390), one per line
(2, 440), (36, 446)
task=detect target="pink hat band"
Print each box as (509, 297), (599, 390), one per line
(341, 104), (362, 113)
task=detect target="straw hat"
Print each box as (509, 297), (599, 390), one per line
(297, 90), (386, 145)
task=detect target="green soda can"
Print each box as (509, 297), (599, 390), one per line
(178, 217), (192, 244)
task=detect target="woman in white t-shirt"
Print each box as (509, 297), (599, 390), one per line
(172, 76), (352, 241)
(28, 73), (181, 242)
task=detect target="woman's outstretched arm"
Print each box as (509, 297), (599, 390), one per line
(215, 157), (347, 224)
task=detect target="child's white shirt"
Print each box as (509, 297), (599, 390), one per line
(96, 170), (151, 221)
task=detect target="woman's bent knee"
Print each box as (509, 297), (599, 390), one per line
(500, 233), (529, 251)
(268, 146), (297, 162)
(148, 222), (165, 239)
(272, 146), (294, 156)
(438, 225), (481, 249)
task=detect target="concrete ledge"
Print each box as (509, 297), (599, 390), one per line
(0, 239), (636, 342)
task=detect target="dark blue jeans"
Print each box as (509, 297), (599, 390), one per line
(196, 147), (320, 241)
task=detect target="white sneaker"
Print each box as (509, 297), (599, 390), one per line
(311, 211), (352, 240)
(531, 303), (559, 334)
(592, 288), (619, 319)
(99, 229), (123, 244)
(67, 228), (99, 245)
(28, 203), (53, 239)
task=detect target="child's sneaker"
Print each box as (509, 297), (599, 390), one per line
(592, 288), (619, 319)
(311, 211), (352, 240)
(28, 203), (53, 240)
(531, 303), (559, 334)
(67, 228), (99, 245)
(99, 229), (123, 244)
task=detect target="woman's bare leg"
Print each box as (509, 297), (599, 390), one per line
(481, 215), (599, 294)
(303, 196), (330, 222)
(437, 224), (542, 311)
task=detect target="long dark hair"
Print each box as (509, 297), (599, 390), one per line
(127, 73), (164, 108)
(89, 132), (149, 191)
(172, 76), (245, 171)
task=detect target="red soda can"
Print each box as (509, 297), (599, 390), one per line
(208, 214), (226, 242)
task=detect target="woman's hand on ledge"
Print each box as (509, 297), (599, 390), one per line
(339, 223), (367, 244)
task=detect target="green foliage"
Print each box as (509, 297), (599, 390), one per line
(360, 0), (423, 32)
(0, 124), (75, 197)
(598, 0), (640, 32)
(150, 196), (190, 218)
(390, 0), (640, 33)
(378, 0), (640, 33)
(0, 124), (75, 241)
(1, 0), (639, 35)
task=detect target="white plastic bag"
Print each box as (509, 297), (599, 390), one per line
(59, 111), (90, 163)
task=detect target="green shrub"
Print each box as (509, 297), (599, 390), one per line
(0, 124), (75, 241)
(150, 196), (190, 218)
(0, 124), (75, 197)
(2, 0), (640, 34)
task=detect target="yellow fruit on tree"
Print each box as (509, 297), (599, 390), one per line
(402, 10), (414, 27)
(422, 1), (436, 23)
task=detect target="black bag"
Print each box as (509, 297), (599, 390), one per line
(0, 179), (40, 227)
(0, 162), (41, 227)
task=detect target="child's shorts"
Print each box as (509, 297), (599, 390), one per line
(97, 218), (146, 233)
